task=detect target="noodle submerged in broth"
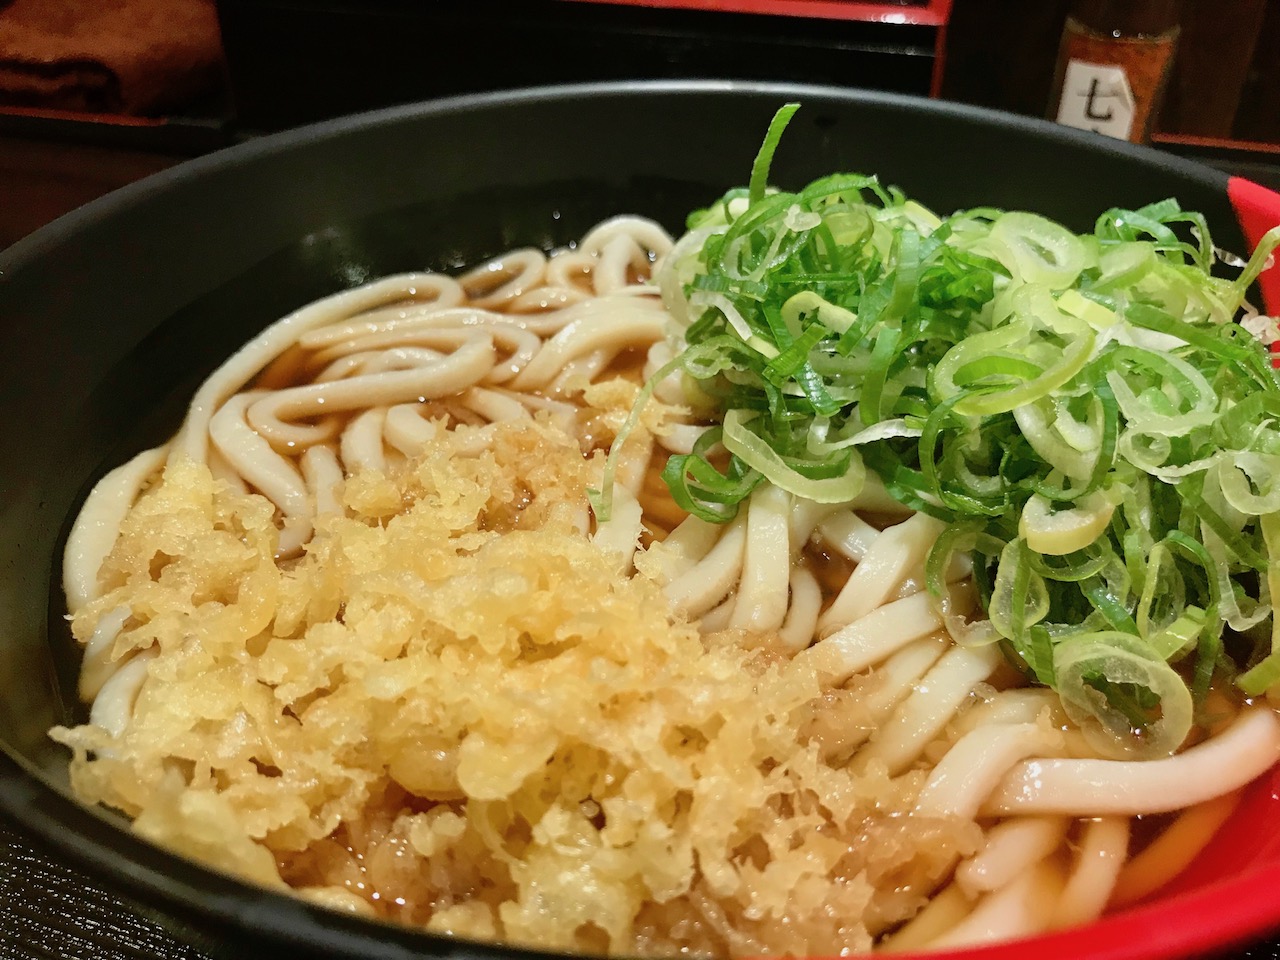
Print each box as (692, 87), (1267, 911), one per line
(53, 115), (1280, 955)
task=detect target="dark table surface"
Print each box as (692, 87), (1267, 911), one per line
(3, 121), (1280, 960)
(0, 819), (219, 960)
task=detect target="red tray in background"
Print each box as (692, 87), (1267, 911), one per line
(560, 0), (951, 25)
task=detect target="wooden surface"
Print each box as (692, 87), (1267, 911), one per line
(0, 817), (220, 960)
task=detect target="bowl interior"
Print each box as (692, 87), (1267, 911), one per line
(0, 82), (1275, 960)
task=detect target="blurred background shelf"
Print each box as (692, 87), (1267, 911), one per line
(212, 0), (947, 132)
(941, 0), (1280, 162)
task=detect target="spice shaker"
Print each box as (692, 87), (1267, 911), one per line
(1048, 0), (1180, 143)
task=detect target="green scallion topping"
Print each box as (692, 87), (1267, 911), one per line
(623, 103), (1280, 757)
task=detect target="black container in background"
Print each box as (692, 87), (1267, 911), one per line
(214, 0), (941, 133)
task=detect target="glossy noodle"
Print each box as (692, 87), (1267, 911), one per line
(52, 206), (1280, 957)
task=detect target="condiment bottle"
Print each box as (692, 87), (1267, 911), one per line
(1048, 0), (1180, 143)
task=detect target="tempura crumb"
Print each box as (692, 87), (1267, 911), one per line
(53, 412), (978, 957)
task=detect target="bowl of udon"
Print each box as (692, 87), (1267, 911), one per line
(1, 80), (1280, 960)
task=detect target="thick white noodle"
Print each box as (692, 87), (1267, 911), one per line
(814, 509), (880, 563)
(916, 723), (1066, 820)
(209, 392), (310, 521)
(63, 447), (168, 613)
(788, 499), (845, 556)
(1052, 817), (1129, 929)
(89, 648), (155, 739)
(593, 487), (644, 570)
(297, 301), (489, 350)
(542, 249), (596, 298)
(549, 349), (614, 392)
(795, 591), (944, 687)
(460, 387), (531, 425)
(579, 216), (675, 263)
(663, 515), (747, 618)
(614, 434), (654, 497)
(982, 707), (1280, 816)
(174, 273), (459, 464)
(655, 422), (709, 456)
(729, 484), (792, 633)
(78, 605), (132, 701)
(698, 594), (736, 633)
(819, 514), (946, 635)
(301, 311), (544, 379)
(383, 404), (441, 458)
(312, 344), (445, 384)
(928, 861), (1064, 949)
(458, 248), (546, 309)
(952, 688), (1060, 734)
(853, 643), (1003, 775)
(777, 567), (822, 653)
(827, 636), (949, 760)
(206, 446), (249, 493)
(593, 234), (649, 296)
(644, 340), (685, 406)
(646, 516), (723, 584)
(244, 334), (496, 429)
(894, 551), (972, 601)
(300, 446), (344, 519)
(954, 816), (1068, 896)
(880, 884), (971, 952)
(863, 637), (951, 718)
(849, 473), (914, 516)
(506, 284), (589, 313)
(340, 408), (388, 475)
(508, 297), (666, 391)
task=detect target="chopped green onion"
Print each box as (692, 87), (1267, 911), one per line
(633, 104), (1280, 755)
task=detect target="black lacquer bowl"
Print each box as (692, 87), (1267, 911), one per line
(2, 81), (1279, 960)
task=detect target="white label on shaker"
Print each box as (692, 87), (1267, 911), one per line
(1055, 60), (1136, 141)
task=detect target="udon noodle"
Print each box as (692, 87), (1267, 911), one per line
(53, 213), (1280, 956)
